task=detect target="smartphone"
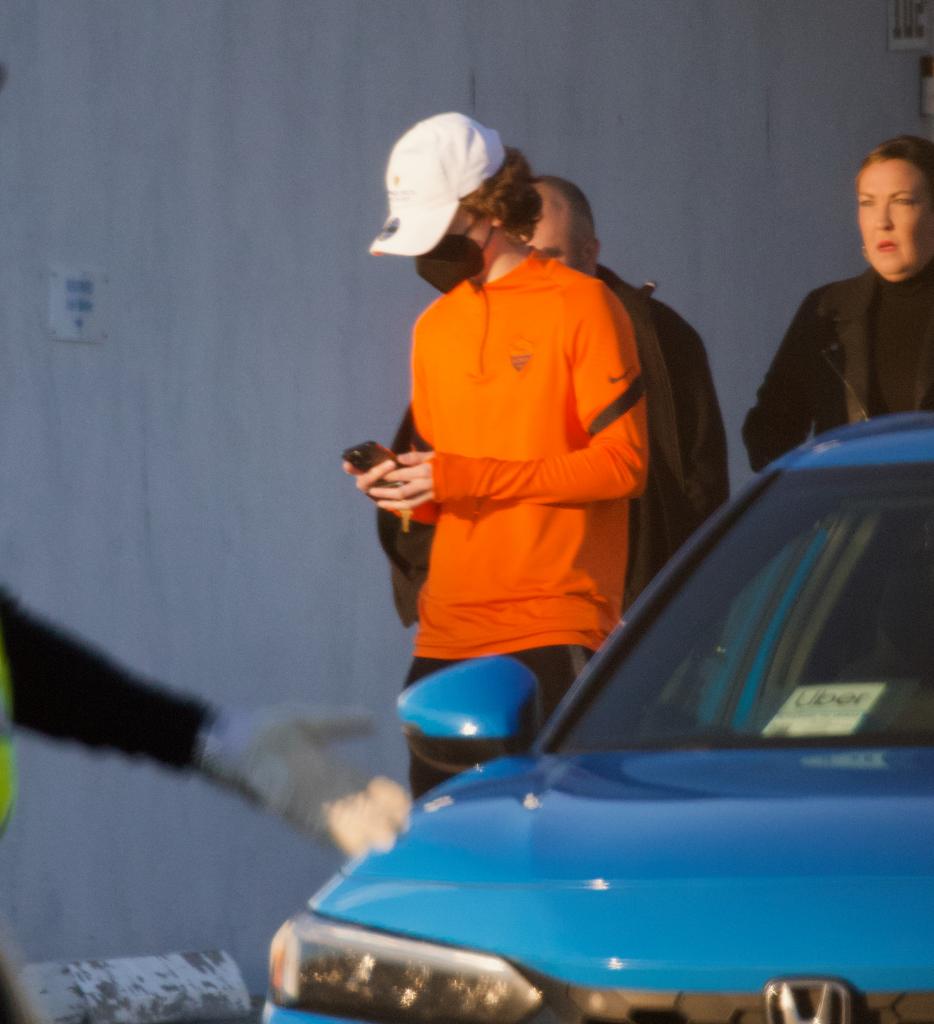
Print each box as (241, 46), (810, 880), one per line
(342, 440), (403, 486)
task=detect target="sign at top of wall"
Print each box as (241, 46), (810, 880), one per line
(889, 0), (930, 50)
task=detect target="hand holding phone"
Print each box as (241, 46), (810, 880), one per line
(341, 440), (400, 475)
(342, 440), (411, 532)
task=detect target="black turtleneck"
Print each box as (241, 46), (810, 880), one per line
(869, 256), (934, 414)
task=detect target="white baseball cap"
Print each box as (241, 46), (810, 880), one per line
(370, 112), (505, 256)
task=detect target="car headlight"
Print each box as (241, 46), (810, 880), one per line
(269, 910), (542, 1024)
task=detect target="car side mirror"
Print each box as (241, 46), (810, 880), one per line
(397, 656), (539, 774)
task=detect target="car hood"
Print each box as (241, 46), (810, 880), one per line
(314, 748), (934, 992)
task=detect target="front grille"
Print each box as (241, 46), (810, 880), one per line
(560, 984), (934, 1024)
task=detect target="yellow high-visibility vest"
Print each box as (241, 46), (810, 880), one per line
(0, 621), (15, 829)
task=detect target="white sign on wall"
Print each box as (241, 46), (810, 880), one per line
(888, 0), (931, 49)
(48, 266), (109, 343)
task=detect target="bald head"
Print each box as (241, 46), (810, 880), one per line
(531, 176), (600, 276)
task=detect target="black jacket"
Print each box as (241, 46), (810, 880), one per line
(596, 268), (728, 606)
(743, 269), (934, 472)
(378, 268), (729, 624)
(2, 588), (206, 766)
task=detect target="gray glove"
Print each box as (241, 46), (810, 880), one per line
(194, 705), (410, 856)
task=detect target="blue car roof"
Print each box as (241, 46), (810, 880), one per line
(774, 412), (934, 470)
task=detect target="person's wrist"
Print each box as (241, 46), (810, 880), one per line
(430, 451), (448, 500)
(193, 707), (254, 780)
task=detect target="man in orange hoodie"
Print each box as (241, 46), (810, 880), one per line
(350, 113), (648, 794)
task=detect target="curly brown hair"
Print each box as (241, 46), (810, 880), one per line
(459, 147), (542, 241)
(858, 135), (934, 204)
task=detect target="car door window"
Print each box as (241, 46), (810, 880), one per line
(558, 469), (934, 752)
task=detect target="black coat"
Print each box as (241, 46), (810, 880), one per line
(596, 267), (728, 606)
(743, 269), (934, 472)
(1, 587), (206, 765)
(378, 268), (729, 624)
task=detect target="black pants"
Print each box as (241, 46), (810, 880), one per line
(402, 644), (594, 797)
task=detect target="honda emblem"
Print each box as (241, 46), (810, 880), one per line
(764, 978), (851, 1024)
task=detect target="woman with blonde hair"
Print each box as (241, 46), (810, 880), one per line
(744, 134), (934, 470)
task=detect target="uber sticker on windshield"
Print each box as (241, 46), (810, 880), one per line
(762, 683), (886, 737)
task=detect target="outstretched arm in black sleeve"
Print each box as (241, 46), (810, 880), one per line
(0, 588), (409, 855)
(2, 587), (205, 767)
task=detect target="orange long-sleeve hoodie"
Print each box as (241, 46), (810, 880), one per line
(410, 255), (647, 658)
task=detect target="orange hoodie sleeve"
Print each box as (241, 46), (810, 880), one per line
(432, 408), (646, 503)
(433, 284), (648, 505)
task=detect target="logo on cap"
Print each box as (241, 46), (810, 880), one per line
(377, 218), (400, 241)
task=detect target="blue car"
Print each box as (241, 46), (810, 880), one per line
(266, 415), (934, 1024)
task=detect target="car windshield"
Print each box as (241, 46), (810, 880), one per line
(557, 465), (934, 752)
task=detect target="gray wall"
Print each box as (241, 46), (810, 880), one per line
(0, 0), (922, 992)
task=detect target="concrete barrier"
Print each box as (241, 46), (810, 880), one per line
(21, 949), (251, 1024)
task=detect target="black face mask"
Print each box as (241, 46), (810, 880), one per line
(415, 233), (485, 293)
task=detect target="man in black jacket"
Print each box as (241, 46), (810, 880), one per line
(377, 175), (728, 621)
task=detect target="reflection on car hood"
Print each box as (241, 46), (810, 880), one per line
(314, 749), (934, 992)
